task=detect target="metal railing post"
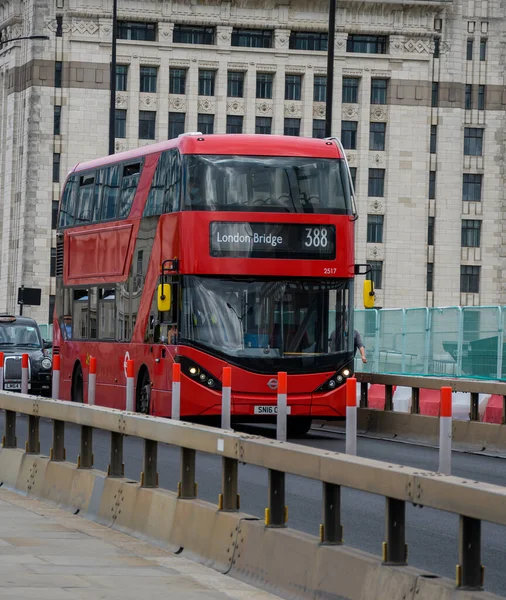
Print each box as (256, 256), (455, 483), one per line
(179, 448), (196, 499)
(266, 469), (286, 527)
(220, 457), (239, 511)
(108, 432), (124, 477)
(3, 410), (16, 448)
(26, 415), (40, 454)
(496, 307), (503, 380)
(50, 420), (65, 461)
(78, 426), (93, 468)
(383, 497), (407, 565)
(470, 392), (479, 421)
(456, 307), (464, 377)
(141, 439), (158, 488)
(457, 516), (483, 590)
(320, 482), (342, 544)
(385, 384), (394, 411)
(360, 382), (368, 408)
(410, 387), (420, 414)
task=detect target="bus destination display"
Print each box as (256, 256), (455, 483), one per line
(210, 222), (336, 260)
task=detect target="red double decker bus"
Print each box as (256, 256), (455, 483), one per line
(54, 134), (365, 436)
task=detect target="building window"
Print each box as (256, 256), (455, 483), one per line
(289, 31), (328, 51)
(461, 219), (481, 247)
(369, 261), (383, 289)
(431, 82), (439, 107)
(256, 73), (273, 99)
(256, 117), (272, 134)
(312, 119), (326, 138)
(50, 248), (57, 277)
(341, 121), (357, 150)
(369, 122), (386, 151)
(478, 85), (485, 110)
(466, 38), (474, 60)
(368, 169), (385, 197)
(427, 263), (433, 292)
(284, 118), (301, 136)
(56, 16), (63, 38)
(118, 21), (156, 41)
(168, 112), (185, 139)
(429, 171), (436, 199)
(116, 65), (128, 91)
(173, 25), (214, 45)
(367, 215), (384, 243)
(140, 66), (157, 93)
(55, 61), (62, 88)
(48, 295), (55, 323)
(342, 78), (359, 103)
(53, 153), (61, 183)
(198, 113), (214, 134)
(231, 28), (272, 48)
(371, 79), (387, 105)
(349, 167), (357, 189)
(226, 115), (243, 134)
(462, 174), (482, 201)
(346, 35), (387, 54)
(115, 109), (127, 138)
(430, 125), (437, 154)
(428, 216), (435, 246)
(464, 128), (483, 156)
(139, 111), (156, 139)
(461, 265), (480, 293)
(198, 70), (215, 96)
(285, 75), (302, 100)
(433, 37), (440, 58)
(169, 68), (186, 95)
(227, 71), (244, 98)
(480, 38), (487, 61)
(52, 200), (59, 229)
(54, 106), (61, 136)
(313, 76), (327, 102)
(465, 84), (472, 110)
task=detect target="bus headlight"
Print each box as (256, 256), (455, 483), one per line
(177, 357), (222, 391)
(314, 363), (354, 393)
(189, 366), (199, 376)
(342, 369), (350, 377)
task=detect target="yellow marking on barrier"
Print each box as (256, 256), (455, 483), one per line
(456, 564), (461, 587)
(382, 541), (387, 562)
(319, 523), (324, 543)
(218, 493), (223, 511)
(284, 505), (288, 523)
(264, 507), (270, 526)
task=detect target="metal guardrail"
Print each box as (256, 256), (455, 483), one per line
(355, 372), (506, 422)
(0, 391), (504, 591)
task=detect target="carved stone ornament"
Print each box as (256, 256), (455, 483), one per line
(140, 95), (157, 108)
(367, 245), (382, 260)
(256, 102), (273, 115)
(371, 153), (384, 166)
(346, 152), (356, 165)
(72, 19), (99, 35)
(284, 102), (302, 117)
(169, 96), (187, 111)
(342, 104), (358, 119)
(313, 103), (326, 118)
(198, 98), (215, 113)
(45, 18), (71, 34)
(116, 94), (127, 108)
(275, 30), (289, 47)
(370, 106), (387, 122)
(369, 199), (384, 213)
(218, 30), (231, 44)
(226, 100), (245, 115)
(404, 38), (432, 54)
(115, 140), (126, 153)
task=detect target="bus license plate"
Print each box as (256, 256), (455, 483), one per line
(254, 405), (291, 415)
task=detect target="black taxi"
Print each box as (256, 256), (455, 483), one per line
(0, 315), (52, 396)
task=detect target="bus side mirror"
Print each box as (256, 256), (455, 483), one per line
(363, 280), (375, 309)
(157, 283), (172, 312)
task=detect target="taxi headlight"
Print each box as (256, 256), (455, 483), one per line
(41, 358), (52, 370)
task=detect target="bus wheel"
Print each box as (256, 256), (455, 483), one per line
(136, 368), (151, 414)
(287, 417), (312, 438)
(71, 364), (84, 403)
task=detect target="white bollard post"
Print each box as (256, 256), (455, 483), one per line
(126, 359), (135, 411)
(276, 371), (287, 442)
(21, 353), (29, 395)
(221, 367), (231, 430)
(346, 377), (357, 455)
(171, 362), (181, 420)
(439, 386), (452, 475)
(88, 357), (96, 406)
(52, 354), (60, 399)
(0, 352), (4, 392)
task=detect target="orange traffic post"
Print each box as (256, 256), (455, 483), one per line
(221, 367), (232, 430)
(88, 357), (97, 406)
(439, 387), (452, 475)
(21, 353), (29, 395)
(346, 378), (357, 455)
(0, 352), (4, 392)
(276, 371), (288, 441)
(171, 362), (181, 420)
(126, 359), (135, 411)
(52, 354), (60, 399)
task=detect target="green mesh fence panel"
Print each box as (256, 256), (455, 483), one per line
(461, 307), (502, 379)
(404, 308), (428, 374)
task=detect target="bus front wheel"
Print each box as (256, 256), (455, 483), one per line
(136, 368), (151, 414)
(71, 364), (84, 403)
(287, 417), (312, 438)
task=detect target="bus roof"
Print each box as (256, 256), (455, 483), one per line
(72, 134), (344, 173)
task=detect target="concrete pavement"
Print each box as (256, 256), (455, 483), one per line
(0, 488), (277, 600)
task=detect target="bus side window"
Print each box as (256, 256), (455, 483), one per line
(165, 150), (181, 213)
(76, 173), (95, 224)
(119, 162), (141, 218)
(144, 153), (167, 216)
(100, 165), (121, 221)
(59, 176), (77, 227)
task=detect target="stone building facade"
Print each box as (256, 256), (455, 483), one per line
(0, 0), (505, 323)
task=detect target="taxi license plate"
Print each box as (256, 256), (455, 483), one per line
(254, 405), (291, 415)
(4, 383), (21, 390)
